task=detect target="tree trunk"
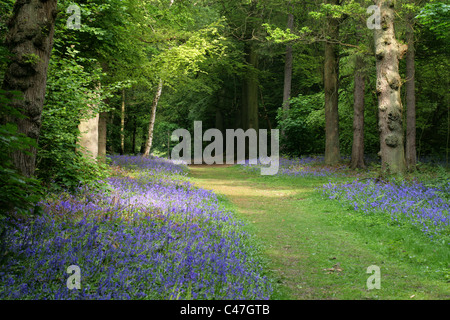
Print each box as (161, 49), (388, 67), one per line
(374, 0), (406, 174)
(78, 84), (101, 160)
(324, 0), (340, 165)
(350, 55), (366, 169)
(1, 0), (58, 177)
(143, 79), (163, 157)
(405, 17), (416, 171)
(109, 112), (115, 154)
(78, 113), (99, 160)
(242, 42), (259, 132)
(216, 87), (225, 132)
(282, 12), (294, 129)
(132, 116), (137, 155)
(98, 112), (108, 163)
(120, 89), (125, 155)
(282, 13), (294, 111)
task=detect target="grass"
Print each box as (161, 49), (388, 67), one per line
(188, 164), (450, 300)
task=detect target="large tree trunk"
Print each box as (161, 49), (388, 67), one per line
(1, 0), (58, 177)
(350, 55), (366, 169)
(374, 0), (406, 174)
(405, 17), (416, 171)
(78, 84), (101, 160)
(78, 113), (99, 160)
(324, 0), (340, 165)
(98, 112), (108, 163)
(143, 79), (163, 157)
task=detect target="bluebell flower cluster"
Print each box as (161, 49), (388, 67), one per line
(322, 179), (450, 243)
(0, 156), (272, 300)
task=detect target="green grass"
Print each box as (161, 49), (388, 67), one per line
(188, 165), (450, 300)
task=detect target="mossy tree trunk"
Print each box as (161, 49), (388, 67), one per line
(1, 0), (58, 177)
(374, 0), (406, 174)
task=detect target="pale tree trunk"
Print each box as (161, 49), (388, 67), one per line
(350, 55), (366, 169)
(405, 16), (416, 171)
(78, 113), (99, 160)
(78, 84), (101, 160)
(1, 0), (58, 177)
(282, 11), (294, 139)
(98, 112), (108, 163)
(120, 89), (125, 155)
(374, 0), (407, 174)
(324, 0), (340, 165)
(143, 79), (163, 157)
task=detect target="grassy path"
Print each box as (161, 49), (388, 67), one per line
(188, 165), (450, 300)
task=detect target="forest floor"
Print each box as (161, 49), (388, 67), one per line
(189, 164), (450, 300)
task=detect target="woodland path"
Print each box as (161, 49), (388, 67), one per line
(188, 165), (450, 300)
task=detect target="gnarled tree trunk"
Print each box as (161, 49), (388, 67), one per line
(374, 0), (406, 174)
(1, 0), (59, 177)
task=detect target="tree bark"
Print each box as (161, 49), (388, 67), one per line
(1, 0), (58, 177)
(78, 84), (101, 160)
(78, 113), (99, 160)
(374, 0), (406, 174)
(324, 0), (340, 165)
(143, 79), (163, 157)
(350, 55), (366, 169)
(282, 12), (294, 139)
(120, 89), (125, 155)
(98, 112), (108, 163)
(405, 17), (416, 171)
(132, 115), (137, 155)
(282, 13), (294, 118)
(242, 42), (259, 132)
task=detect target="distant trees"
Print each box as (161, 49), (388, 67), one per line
(1, 0), (448, 189)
